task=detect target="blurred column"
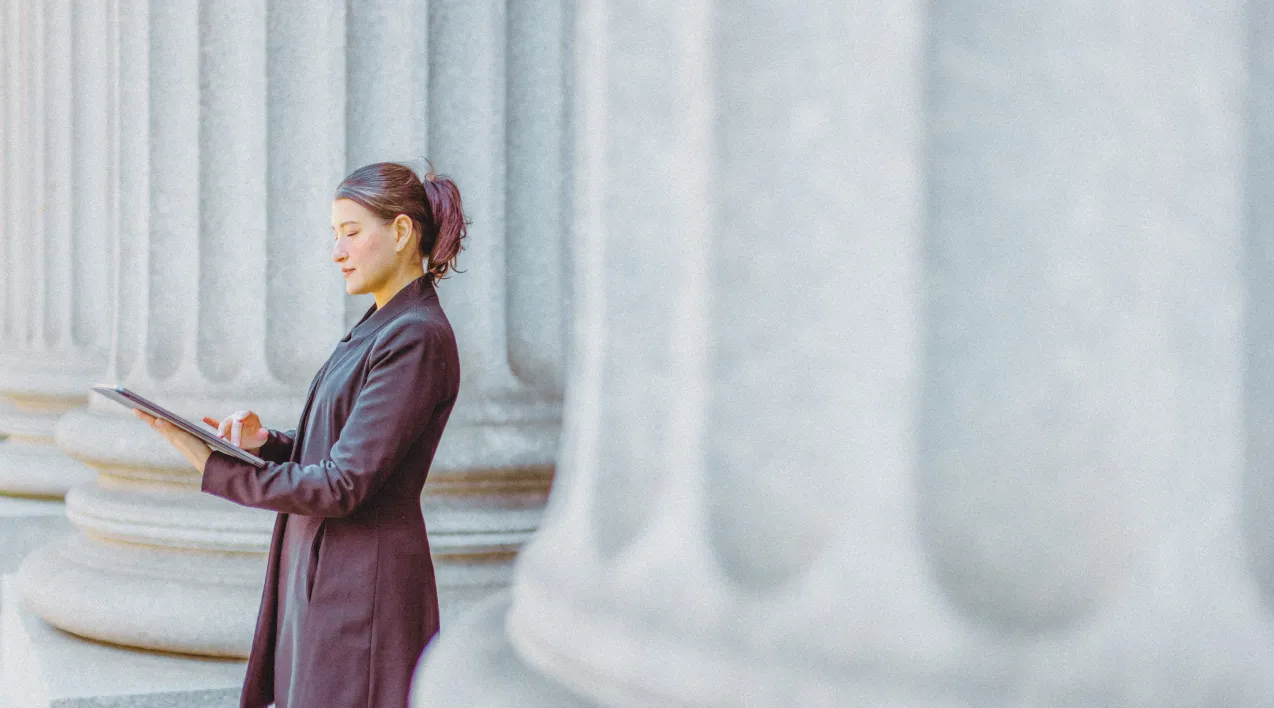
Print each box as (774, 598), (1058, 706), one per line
(0, 0), (111, 498)
(415, 1), (1256, 707)
(412, 0), (569, 620)
(417, 1), (930, 705)
(917, 1), (1255, 703)
(18, 0), (348, 657)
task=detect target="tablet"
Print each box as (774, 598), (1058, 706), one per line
(91, 384), (268, 468)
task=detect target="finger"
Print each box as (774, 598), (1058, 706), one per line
(202, 416), (220, 428)
(219, 417), (230, 439)
(231, 417), (242, 446)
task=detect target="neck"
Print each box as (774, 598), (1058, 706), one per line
(372, 264), (426, 309)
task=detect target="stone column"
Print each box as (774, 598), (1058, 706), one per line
(0, 0), (32, 355)
(0, 0), (111, 499)
(415, 2), (1267, 707)
(418, 1), (930, 703)
(18, 0), (348, 658)
(406, 0), (568, 620)
(0, 0), (10, 349)
(421, 0), (917, 702)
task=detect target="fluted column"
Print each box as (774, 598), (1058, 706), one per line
(416, 1), (1262, 706)
(0, 0), (33, 355)
(342, 0), (427, 332)
(403, 0), (568, 619)
(0, 0), (10, 349)
(424, 0), (916, 701)
(453, 0), (931, 702)
(0, 0), (111, 498)
(19, 0), (348, 658)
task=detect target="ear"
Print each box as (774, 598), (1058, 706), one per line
(392, 214), (414, 253)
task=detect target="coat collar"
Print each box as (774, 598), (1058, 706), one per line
(342, 274), (436, 343)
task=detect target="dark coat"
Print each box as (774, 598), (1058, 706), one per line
(201, 275), (460, 708)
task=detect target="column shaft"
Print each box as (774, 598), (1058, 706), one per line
(405, 0), (569, 621)
(266, 0), (347, 382)
(503, 1), (928, 702)
(0, 0), (110, 498)
(20, 0), (341, 657)
(0, 0), (9, 344)
(344, 0), (429, 330)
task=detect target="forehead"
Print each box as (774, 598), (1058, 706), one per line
(331, 198), (374, 227)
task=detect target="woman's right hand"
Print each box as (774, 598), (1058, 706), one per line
(202, 410), (269, 454)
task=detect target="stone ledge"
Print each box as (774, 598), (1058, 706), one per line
(17, 536), (263, 658)
(0, 440), (96, 498)
(0, 575), (246, 708)
(0, 499), (72, 574)
(0, 498), (65, 518)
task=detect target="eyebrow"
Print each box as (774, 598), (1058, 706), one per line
(331, 220), (359, 230)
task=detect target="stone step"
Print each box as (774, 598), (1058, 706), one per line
(0, 496), (72, 708)
(1, 573), (248, 707)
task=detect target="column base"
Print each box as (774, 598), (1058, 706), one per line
(17, 535), (265, 658)
(1, 574), (245, 708)
(502, 573), (984, 708)
(411, 589), (599, 708)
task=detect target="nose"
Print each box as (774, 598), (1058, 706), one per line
(332, 242), (346, 263)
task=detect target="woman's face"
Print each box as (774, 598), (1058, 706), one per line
(331, 198), (409, 296)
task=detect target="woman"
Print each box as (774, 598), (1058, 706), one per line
(134, 160), (466, 708)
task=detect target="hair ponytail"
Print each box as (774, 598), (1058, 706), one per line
(418, 162), (467, 282)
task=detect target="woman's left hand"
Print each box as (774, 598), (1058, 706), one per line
(133, 409), (213, 473)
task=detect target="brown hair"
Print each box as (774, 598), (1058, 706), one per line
(334, 159), (468, 282)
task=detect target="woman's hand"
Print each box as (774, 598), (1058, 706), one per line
(133, 409), (213, 473)
(201, 410), (269, 454)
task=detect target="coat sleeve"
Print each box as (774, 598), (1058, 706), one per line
(201, 324), (449, 517)
(256, 428), (296, 463)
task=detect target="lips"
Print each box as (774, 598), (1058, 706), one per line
(342, 268), (354, 276)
